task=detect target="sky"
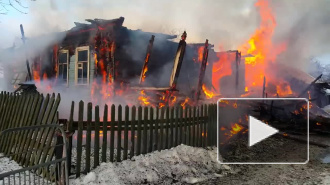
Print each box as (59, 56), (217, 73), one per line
(0, 0), (330, 67)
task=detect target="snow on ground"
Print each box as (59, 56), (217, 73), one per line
(71, 145), (232, 185)
(0, 153), (22, 174)
(71, 147), (127, 173)
(0, 153), (50, 185)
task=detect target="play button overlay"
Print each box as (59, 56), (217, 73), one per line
(217, 98), (309, 164)
(249, 116), (279, 147)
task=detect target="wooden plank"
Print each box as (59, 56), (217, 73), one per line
(192, 106), (196, 147)
(67, 101), (75, 174)
(27, 94), (50, 167)
(110, 104), (115, 162)
(2, 94), (18, 131)
(199, 105), (203, 147)
(94, 105), (100, 167)
(130, 106), (136, 158)
(116, 105), (122, 162)
(17, 93), (40, 164)
(123, 105), (129, 160)
(36, 93), (61, 173)
(154, 107), (159, 152)
(102, 104), (108, 163)
(0, 93), (11, 131)
(159, 107), (164, 151)
(165, 106), (169, 149)
(85, 103), (92, 173)
(10, 95), (30, 156)
(0, 94), (14, 151)
(14, 94), (34, 159)
(203, 104), (207, 147)
(169, 107), (174, 148)
(22, 94), (44, 167)
(185, 107), (190, 146)
(174, 106), (179, 147)
(76, 101), (84, 178)
(142, 107), (148, 154)
(136, 106), (142, 155)
(179, 106), (184, 145)
(13, 94), (34, 160)
(30, 94), (55, 166)
(4, 95), (25, 155)
(148, 107), (154, 153)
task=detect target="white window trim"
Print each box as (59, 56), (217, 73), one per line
(75, 46), (90, 85)
(58, 50), (69, 86)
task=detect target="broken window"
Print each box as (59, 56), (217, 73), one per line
(58, 50), (69, 84)
(76, 46), (89, 85)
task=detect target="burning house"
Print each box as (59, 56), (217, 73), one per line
(8, 17), (231, 107)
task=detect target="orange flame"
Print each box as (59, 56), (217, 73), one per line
(238, 0), (287, 95)
(202, 84), (219, 99)
(141, 53), (150, 82)
(230, 123), (244, 135)
(138, 90), (150, 105)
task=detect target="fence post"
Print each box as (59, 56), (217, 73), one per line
(169, 107), (174, 148)
(148, 107), (154, 153)
(76, 100), (84, 178)
(136, 106), (142, 155)
(174, 106), (179, 147)
(165, 106), (169, 149)
(94, 105), (100, 167)
(142, 107), (148, 154)
(123, 105), (129, 160)
(102, 104), (108, 163)
(110, 104), (115, 162)
(154, 107), (159, 152)
(85, 103), (92, 173)
(117, 105), (122, 162)
(159, 107), (164, 151)
(130, 106), (136, 158)
(67, 101), (74, 175)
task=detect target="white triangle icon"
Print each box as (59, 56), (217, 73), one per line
(249, 116), (279, 147)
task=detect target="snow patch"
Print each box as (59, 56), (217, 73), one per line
(71, 145), (232, 184)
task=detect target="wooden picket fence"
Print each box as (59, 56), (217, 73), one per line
(0, 91), (61, 169)
(66, 101), (218, 177)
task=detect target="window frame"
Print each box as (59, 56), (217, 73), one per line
(75, 46), (90, 85)
(57, 50), (69, 86)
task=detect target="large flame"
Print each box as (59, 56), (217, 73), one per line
(238, 0), (287, 95)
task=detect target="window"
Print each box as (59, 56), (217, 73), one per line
(58, 50), (69, 85)
(75, 46), (90, 85)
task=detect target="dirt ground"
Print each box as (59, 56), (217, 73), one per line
(204, 137), (330, 185)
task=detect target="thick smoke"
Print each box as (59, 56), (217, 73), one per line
(272, 0), (330, 70)
(0, 0), (330, 115)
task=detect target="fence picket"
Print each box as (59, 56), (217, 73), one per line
(117, 105), (122, 162)
(165, 107), (169, 149)
(110, 104), (115, 162)
(154, 107), (159, 152)
(142, 107), (148, 154)
(85, 103), (92, 173)
(123, 105), (129, 160)
(174, 106), (179, 147)
(67, 101), (74, 174)
(148, 107), (154, 153)
(94, 105), (100, 167)
(136, 106), (142, 155)
(159, 108), (164, 151)
(76, 101), (84, 177)
(169, 107), (174, 148)
(102, 104), (108, 163)
(130, 106), (136, 158)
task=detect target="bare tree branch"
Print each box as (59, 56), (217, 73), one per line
(0, 0), (32, 15)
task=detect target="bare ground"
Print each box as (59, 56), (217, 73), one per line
(203, 137), (330, 185)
